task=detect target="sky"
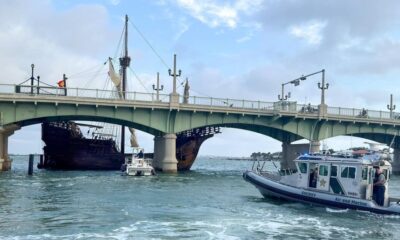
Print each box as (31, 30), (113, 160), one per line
(2, 0), (400, 156)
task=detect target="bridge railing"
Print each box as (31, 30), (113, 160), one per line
(0, 84), (172, 103)
(184, 95), (276, 111)
(1, 84), (400, 122)
(327, 106), (394, 120)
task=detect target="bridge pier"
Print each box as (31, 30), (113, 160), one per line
(0, 124), (20, 171)
(281, 142), (310, 170)
(153, 134), (178, 173)
(392, 148), (400, 174)
(310, 140), (321, 153)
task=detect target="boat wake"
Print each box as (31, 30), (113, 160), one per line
(325, 208), (349, 213)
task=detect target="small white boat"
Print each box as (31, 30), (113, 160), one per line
(124, 148), (155, 176)
(243, 152), (400, 214)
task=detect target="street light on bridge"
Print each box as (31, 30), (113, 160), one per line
(387, 94), (396, 119)
(277, 78), (303, 101)
(290, 69), (329, 115)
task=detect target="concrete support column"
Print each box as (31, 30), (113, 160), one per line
(281, 142), (294, 170)
(392, 148), (400, 175)
(0, 124), (20, 171)
(310, 140), (321, 153)
(153, 134), (178, 173)
(0, 132), (8, 171)
(153, 136), (163, 171)
(281, 143), (310, 170)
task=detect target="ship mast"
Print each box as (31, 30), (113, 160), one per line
(119, 14), (131, 155)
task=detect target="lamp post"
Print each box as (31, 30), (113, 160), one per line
(277, 83), (291, 101)
(291, 69), (328, 115)
(277, 77), (303, 111)
(317, 69), (328, 107)
(387, 94), (396, 119)
(30, 64), (35, 95)
(278, 78), (303, 101)
(168, 54), (181, 95)
(152, 72), (164, 101)
(168, 54), (181, 106)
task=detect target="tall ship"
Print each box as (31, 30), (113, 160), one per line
(39, 121), (219, 171)
(35, 15), (219, 171)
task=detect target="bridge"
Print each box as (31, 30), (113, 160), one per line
(1, 84), (400, 173)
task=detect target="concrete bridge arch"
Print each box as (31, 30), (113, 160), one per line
(2, 92), (400, 172)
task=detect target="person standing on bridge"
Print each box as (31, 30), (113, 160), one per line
(373, 167), (386, 206)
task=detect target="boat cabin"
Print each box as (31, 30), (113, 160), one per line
(293, 154), (391, 206)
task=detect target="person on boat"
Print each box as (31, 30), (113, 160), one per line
(373, 167), (386, 206)
(309, 167), (318, 188)
(138, 150), (144, 158)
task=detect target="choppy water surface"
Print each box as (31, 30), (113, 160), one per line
(1, 156), (400, 240)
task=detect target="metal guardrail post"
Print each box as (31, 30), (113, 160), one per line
(242, 100), (245, 109)
(134, 92), (136, 101)
(211, 97), (213, 107)
(194, 96), (196, 104)
(380, 111), (382, 119)
(338, 107), (341, 115)
(352, 108), (355, 117)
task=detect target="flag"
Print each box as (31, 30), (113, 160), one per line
(57, 80), (65, 88)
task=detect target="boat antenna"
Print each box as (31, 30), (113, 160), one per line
(119, 14), (131, 154)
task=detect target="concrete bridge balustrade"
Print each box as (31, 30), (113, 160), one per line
(2, 86), (400, 173)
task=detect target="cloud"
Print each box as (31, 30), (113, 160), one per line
(109, 0), (120, 5)
(0, 0), (124, 154)
(289, 20), (327, 45)
(174, 0), (264, 28)
(0, 1), (114, 89)
(236, 22), (261, 43)
(174, 17), (190, 41)
(257, 0), (400, 72)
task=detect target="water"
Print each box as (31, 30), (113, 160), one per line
(1, 156), (400, 240)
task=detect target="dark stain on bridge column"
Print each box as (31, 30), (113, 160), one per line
(167, 110), (177, 133)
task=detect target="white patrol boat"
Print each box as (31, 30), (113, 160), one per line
(243, 153), (400, 214)
(124, 148), (155, 176)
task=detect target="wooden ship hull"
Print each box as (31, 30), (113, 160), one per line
(176, 126), (219, 171)
(39, 122), (219, 171)
(39, 122), (125, 170)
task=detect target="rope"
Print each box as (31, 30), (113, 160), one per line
(128, 20), (170, 70)
(128, 18), (216, 99)
(128, 66), (151, 93)
(82, 63), (108, 89)
(18, 78), (34, 85)
(114, 26), (125, 61)
(68, 63), (107, 79)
